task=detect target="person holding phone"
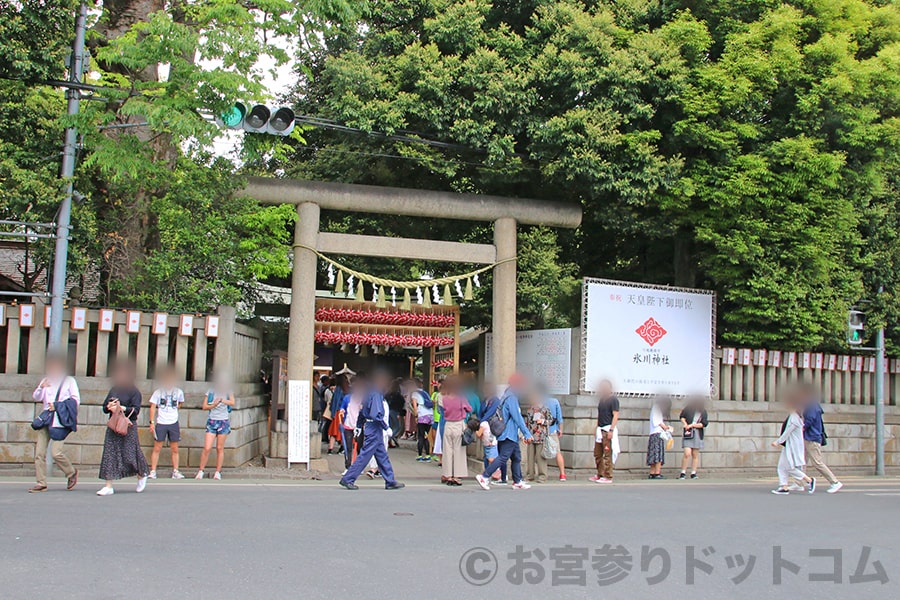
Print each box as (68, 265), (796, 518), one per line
(148, 365), (186, 479)
(195, 373), (236, 480)
(97, 361), (149, 496)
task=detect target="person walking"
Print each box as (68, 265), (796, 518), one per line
(97, 361), (149, 496)
(29, 353), (80, 493)
(475, 375), (533, 491)
(195, 374), (235, 480)
(647, 395), (672, 479)
(148, 365), (186, 480)
(771, 393), (816, 495)
(801, 387), (843, 493)
(340, 381), (364, 472)
(412, 379), (433, 461)
(523, 390), (552, 483)
(678, 396), (708, 480)
(327, 375), (349, 455)
(339, 371), (405, 491)
(439, 375), (472, 486)
(591, 379), (619, 483)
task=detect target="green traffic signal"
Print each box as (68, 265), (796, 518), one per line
(219, 103), (246, 129)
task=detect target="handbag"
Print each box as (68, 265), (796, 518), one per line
(107, 407), (133, 436)
(31, 383), (63, 430)
(541, 433), (559, 460)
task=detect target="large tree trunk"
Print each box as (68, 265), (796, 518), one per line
(90, 0), (175, 303)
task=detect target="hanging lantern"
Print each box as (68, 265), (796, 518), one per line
(464, 277), (473, 301)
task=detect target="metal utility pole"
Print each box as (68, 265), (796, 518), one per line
(48, 1), (87, 352)
(875, 285), (885, 476)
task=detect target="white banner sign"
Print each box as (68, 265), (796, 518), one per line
(581, 279), (715, 396)
(484, 328), (573, 395)
(287, 380), (311, 465)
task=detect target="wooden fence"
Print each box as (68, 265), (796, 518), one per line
(0, 302), (261, 383)
(716, 348), (898, 406)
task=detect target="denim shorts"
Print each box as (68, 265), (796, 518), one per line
(206, 419), (231, 435)
(484, 445), (498, 460)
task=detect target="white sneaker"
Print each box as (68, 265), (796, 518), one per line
(827, 481), (843, 494)
(341, 469), (348, 476)
(195, 471), (205, 480)
(213, 472), (222, 480)
(171, 470), (185, 480)
(96, 486), (114, 496)
(148, 470), (157, 480)
(475, 474), (491, 490)
(512, 482), (531, 490)
(136, 476), (148, 493)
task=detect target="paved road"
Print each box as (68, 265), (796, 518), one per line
(1, 477), (898, 599)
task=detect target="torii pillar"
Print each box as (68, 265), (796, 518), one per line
(492, 217), (517, 385)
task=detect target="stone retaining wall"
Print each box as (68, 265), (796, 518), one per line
(0, 375), (268, 474)
(558, 396), (900, 477)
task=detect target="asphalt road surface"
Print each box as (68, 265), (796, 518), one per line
(1, 477), (898, 599)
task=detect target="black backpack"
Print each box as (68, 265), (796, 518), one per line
(488, 398), (508, 437)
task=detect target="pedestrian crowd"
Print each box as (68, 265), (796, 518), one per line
(28, 353), (843, 495)
(28, 352), (236, 496)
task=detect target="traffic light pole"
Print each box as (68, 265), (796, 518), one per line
(875, 286), (885, 476)
(48, 1), (87, 353)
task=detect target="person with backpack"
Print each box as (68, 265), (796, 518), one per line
(412, 378), (434, 461)
(195, 372), (235, 480)
(800, 385), (843, 493)
(475, 374), (534, 491)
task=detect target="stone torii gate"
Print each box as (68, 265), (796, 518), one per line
(243, 176), (581, 410)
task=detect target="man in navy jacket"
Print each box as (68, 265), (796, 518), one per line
(339, 370), (405, 490)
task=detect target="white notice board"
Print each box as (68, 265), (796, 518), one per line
(484, 329), (573, 395)
(581, 279), (715, 396)
(287, 380), (311, 465)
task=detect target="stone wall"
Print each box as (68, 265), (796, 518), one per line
(559, 395), (900, 477)
(0, 374), (268, 475)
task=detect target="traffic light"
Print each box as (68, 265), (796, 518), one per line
(848, 309), (865, 345)
(216, 103), (295, 136)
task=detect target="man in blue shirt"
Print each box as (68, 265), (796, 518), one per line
(476, 374), (533, 490)
(801, 386), (842, 493)
(340, 371), (405, 491)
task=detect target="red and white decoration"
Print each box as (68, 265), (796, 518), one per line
(152, 312), (167, 335)
(126, 311), (142, 333)
(314, 307), (455, 328)
(71, 307), (88, 331)
(99, 309), (115, 332)
(19, 304), (35, 327)
(179, 314), (193, 337)
(314, 330), (453, 348)
(205, 315), (220, 338)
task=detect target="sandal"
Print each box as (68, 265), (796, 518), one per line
(28, 485), (48, 493)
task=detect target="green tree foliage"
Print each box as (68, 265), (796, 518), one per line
(0, 0), (358, 310)
(277, 0), (899, 349)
